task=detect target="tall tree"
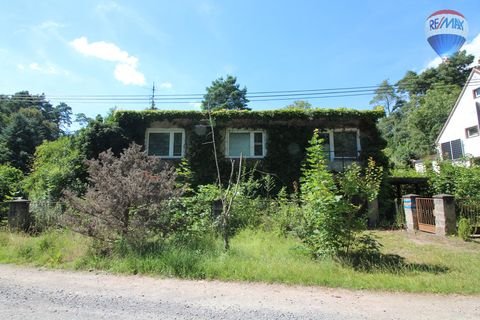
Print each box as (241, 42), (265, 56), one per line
(377, 51), (474, 167)
(201, 75), (250, 111)
(369, 80), (402, 114)
(0, 91), (72, 171)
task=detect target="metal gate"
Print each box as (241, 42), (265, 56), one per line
(416, 198), (435, 233)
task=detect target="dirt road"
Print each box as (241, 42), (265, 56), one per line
(0, 264), (478, 319)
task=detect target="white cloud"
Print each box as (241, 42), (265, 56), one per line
(426, 33), (480, 69)
(38, 20), (64, 30)
(114, 63), (146, 86)
(95, 0), (121, 13)
(17, 62), (69, 75)
(69, 36), (145, 85)
(159, 82), (173, 89)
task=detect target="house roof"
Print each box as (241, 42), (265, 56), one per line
(435, 67), (480, 144)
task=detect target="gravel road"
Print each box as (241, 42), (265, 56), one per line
(0, 264), (479, 320)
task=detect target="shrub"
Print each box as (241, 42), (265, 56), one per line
(0, 164), (23, 201)
(299, 130), (383, 258)
(63, 143), (183, 248)
(457, 218), (472, 241)
(428, 161), (480, 201)
(23, 136), (85, 201)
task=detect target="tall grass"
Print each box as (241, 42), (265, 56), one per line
(1, 229), (479, 294)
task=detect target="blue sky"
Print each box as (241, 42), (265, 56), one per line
(1, 0), (479, 122)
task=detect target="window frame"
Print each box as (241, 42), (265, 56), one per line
(465, 125), (479, 138)
(332, 129), (361, 160)
(225, 129), (267, 159)
(145, 128), (185, 158)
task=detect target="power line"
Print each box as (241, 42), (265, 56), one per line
(3, 79), (480, 105)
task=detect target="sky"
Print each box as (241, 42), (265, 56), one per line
(1, 0), (480, 124)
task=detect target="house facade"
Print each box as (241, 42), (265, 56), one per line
(115, 109), (386, 188)
(436, 67), (480, 161)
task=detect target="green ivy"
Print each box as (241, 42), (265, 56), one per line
(113, 109), (386, 189)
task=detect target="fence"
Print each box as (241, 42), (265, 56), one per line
(456, 199), (480, 235)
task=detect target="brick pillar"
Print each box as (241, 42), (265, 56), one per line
(8, 199), (31, 232)
(403, 194), (419, 232)
(433, 194), (456, 236)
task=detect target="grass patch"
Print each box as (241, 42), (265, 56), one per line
(0, 229), (479, 294)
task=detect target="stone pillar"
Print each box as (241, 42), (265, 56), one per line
(433, 194), (456, 236)
(367, 198), (379, 228)
(8, 198), (31, 232)
(403, 194), (419, 232)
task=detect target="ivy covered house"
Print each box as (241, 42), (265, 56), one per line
(114, 108), (386, 188)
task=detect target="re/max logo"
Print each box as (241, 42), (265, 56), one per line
(429, 17), (464, 31)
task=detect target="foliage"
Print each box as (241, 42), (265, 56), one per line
(0, 92), (72, 171)
(75, 117), (130, 160)
(23, 136), (85, 201)
(299, 130), (383, 258)
(427, 161), (480, 201)
(0, 164), (24, 201)
(370, 80), (403, 114)
(457, 218), (472, 241)
(271, 187), (303, 237)
(201, 75), (249, 111)
(5, 229), (480, 294)
(63, 144), (183, 248)
(284, 100), (312, 110)
(376, 51), (474, 167)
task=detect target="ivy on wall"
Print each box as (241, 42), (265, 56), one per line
(114, 109), (386, 189)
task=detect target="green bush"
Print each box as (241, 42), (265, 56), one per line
(0, 164), (23, 201)
(299, 130), (383, 258)
(428, 161), (480, 201)
(23, 136), (85, 201)
(457, 218), (472, 241)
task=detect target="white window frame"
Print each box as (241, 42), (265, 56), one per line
(331, 129), (361, 160)
(465, 125), (479, 138)
(225, 129), (267, 158)
(145, 128), (185, 158)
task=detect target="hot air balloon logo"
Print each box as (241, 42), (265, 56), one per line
(425, 10), (468, 59)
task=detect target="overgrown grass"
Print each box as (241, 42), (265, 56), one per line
(0, 229), (479, 294)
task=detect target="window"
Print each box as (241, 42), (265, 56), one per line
(146, 128), (185, 157)
(474, 88), (480, 98)
(440, 139), (463, 160)
(333, 130), (359, 159)
(227, 129), (265, 158)
(466, 125), (479, 138)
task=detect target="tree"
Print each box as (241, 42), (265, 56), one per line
(377, 51), (474, 167)
(284, 100), (312, 110)
(0, 164), (23, 201)
(299, 130), (383, 258)
(63, 144), (183, 247)
(0, 91), (72, 171)
(369, 80), (402, 114)
(201, 75), (250, 111)
(23, 137), (85, 201)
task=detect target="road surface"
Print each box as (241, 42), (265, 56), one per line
(0, 264), (479, 319)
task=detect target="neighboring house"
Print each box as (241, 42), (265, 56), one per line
(436, 67), (480, 162)
(115, 109), (385, 187)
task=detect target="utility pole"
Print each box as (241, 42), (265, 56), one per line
(150, 82), (157, 110)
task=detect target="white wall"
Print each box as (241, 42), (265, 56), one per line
(437, 71), (480, 158)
